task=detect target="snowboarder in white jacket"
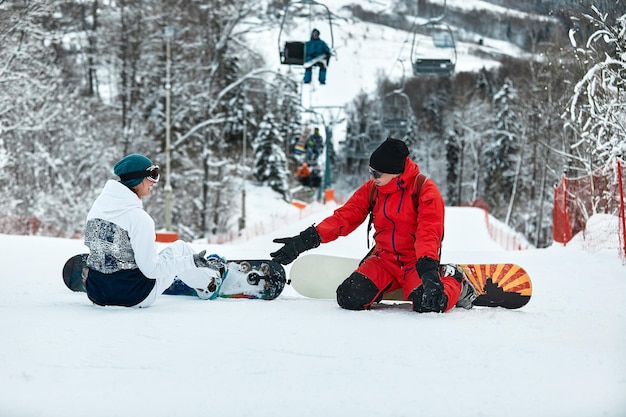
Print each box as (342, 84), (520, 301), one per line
(84, 154), (219, 307)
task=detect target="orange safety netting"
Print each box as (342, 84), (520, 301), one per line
(553, 158), (626, 259)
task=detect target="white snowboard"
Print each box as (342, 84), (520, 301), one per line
(302, 54), (328, 69)
(289, 255), (534, 309)
(289, 254), (404, 300)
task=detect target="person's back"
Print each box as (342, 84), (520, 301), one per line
(84, 154), (222, 307)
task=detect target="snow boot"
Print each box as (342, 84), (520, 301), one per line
(180, 253), (226, 300)
(303, 69), (312, 84)
(319, 69), (327, 84)
(440, 264), (478, 309)
(456, 276), (478, 309)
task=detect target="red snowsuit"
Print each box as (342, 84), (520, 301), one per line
(315, 157), (461, 311)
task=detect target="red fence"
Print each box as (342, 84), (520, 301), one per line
(0, 215), (79, 238)
(553, 158), (626, 260)
(463, 199), (531, 251)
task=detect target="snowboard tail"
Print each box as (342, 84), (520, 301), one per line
(289, 255), (532, 309)
(62, 253), (89, 292)
(460, 263), (531, 309)
(62, 254), (286, 301)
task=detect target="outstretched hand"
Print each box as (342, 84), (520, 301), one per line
(270, 226), (321, 265)
(270, 237), (299, 265)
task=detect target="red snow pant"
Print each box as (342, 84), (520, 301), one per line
(356, 250), (461, 312)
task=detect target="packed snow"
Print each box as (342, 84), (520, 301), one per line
(1, 184), (625, 417)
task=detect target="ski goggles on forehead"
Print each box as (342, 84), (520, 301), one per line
(368, 168), (383, 179)
(119, 165), (160, 183)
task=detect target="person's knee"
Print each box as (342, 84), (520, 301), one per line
(336, 272), (379, 310)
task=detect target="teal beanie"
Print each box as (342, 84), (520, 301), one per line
(113, 154), (153, 188)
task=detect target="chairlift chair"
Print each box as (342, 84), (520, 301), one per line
(278, 0), (335, 66)
(282, 41), (306, 65)
(410, 22), (457, 76)
(382, 91), (412, 131)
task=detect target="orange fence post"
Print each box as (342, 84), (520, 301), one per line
(617, 159), (626, 258)
(324, 188), (335, 203)
(553, 173), (573, 245)
(156, 231), (179, 242)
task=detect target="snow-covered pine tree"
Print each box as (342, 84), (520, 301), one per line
(485, 78), (520, 222)
(449, 93), (493, 204)
(445, 132), (462, 206)
(419, 85), (451, 182)
(269, 74), (302, 176)
(252, 112), (290, 201)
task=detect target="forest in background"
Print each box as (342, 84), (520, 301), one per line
(1, 0), (624, 247)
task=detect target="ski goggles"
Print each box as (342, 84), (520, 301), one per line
(119, 165), (160, 183)
(368, 168), (383, 179)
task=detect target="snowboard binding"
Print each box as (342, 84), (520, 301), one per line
(238, 261), (282, 292)
(205, 253), (227, 276)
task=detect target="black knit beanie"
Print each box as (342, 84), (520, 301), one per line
(369, 138), (409, 174)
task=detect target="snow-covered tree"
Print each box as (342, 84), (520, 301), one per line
(565, 7), (626, 171)
(0, 2), (116, 234)
(342, 92), (384, 180)
(269, 74), (302, 175)
(485, 78), (521, 221)
(252, 113), (290, 200)
(448, 94), (494, 204)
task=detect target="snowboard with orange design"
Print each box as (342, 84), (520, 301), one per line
(289, 255), (532, 309)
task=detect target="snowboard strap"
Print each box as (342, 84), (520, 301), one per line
(366, 173), (428, 248)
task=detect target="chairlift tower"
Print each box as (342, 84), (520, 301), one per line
(298, 105), (345, 201)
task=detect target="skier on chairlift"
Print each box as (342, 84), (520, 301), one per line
(303, 29), (331, 85)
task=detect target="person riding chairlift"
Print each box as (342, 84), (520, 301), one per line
(303, 29), (331, 85)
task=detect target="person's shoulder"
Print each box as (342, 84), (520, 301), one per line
(356, 179), (376, 197)
(131, 206), (155, 226)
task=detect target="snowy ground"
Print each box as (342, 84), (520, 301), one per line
(1, 185), (625, 417)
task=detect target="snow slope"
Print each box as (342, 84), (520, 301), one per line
(1, 184), (625, 417)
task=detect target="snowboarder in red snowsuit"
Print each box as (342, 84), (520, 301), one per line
(271, 138), (475, 313)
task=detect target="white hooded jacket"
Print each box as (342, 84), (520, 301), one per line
(85, 180), (195, 281)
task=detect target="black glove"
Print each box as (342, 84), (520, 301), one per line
(270, 226), (321, 265)
(193, 250), (211, 268)
(416, 257), (447, 312)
